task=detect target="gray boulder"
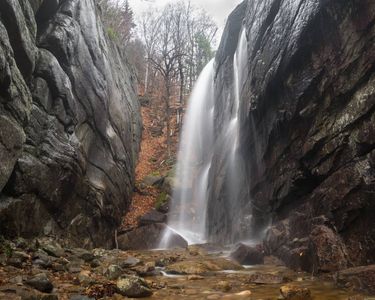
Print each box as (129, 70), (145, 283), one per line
(117, 223), (188, 250)
(116, 275), (152, 298)
(138, 209), (167, 226)
(24, 273), (53, 293)
(230, 243), (264, 265)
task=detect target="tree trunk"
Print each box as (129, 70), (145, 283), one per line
(178, 57), (184, 129)
(144, 56), (149, 95)
(165, 77), (171, 158)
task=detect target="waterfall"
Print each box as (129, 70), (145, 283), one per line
(224, 28), (249, 242)
(162, 28), (249, 246)
(165, 59), (215, 244)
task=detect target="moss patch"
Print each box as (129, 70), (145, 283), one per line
(155, 192), (168, 210)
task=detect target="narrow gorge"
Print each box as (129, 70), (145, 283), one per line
(0, 0), (374, 299)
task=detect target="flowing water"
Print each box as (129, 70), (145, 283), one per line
(223, 28), (250, 242)
(163, 28), (250, 246)
(165, 59), (215, 244)
(126, 248), (368, 300)
(151, 28), (368, 300)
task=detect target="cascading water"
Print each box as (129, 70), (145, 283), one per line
(224, 28), (249, 242)
(164, 59), (215, 245)
(162, 28), (249, 247)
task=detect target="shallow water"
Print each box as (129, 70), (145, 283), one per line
(130, 248), (369, 300)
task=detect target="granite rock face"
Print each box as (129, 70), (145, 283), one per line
(0, 0), (141, 248)
(209, 0), (375, 271)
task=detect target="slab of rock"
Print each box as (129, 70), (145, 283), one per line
(32, 250), (57, 269)
(11, 251), (29, 262)
(230, 243), (264, 265)
(121, 257), (141, 268)
(280, 285), (312, 300)
(117, 223), (187, 250)
(116, 275), (152, 298)
(132, 264), (160, 277)
(166, 261), (216, 275)
(6, 257), (24, 268)
(207, 258), (244, 271)
(41, 241), (65, 258)
(166, 258), (242, 275)
(336, 265), (375, 294)
(308, 225), (348, 272)
(138, 209), (166, 226)
(24, 273), (53, 293)
(70, 248), (94, 263)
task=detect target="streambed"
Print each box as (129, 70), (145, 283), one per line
(0, 240), (370, 299)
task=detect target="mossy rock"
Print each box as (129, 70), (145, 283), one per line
(155, 192), (168, 210)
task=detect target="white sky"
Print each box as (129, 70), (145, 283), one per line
(128, 0), (243, 44)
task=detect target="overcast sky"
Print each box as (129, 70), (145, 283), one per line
(128, 0), (243, 44)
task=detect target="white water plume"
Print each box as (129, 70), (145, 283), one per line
(164, 59), (215, 245)
(162, 28), (249, 246)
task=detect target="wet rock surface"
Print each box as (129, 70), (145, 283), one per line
(116, 275), (152, 298)
(117, 223), (188, 250)
(280, 285), (312, 300)
(230, 243), (264, 265)
(208, 0), (375, 274)
(139, 209), (167, 226)
(24, 273), (54, 293)
(336, 265), (375, 294)
(0, 238), (368, 299)
(0, 0), (141, 248)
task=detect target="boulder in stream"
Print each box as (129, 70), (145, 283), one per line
(116, 275), (152, 298)
(280, 285), (312, 300)
(336, 264), (375, 294)
(230, 243), (264, 265)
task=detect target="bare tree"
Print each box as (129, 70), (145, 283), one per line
(147, 4), (185, 157)
(136, 1), (218, 157)
(140, 10), (161, 96)
(98, 0), (135, 44)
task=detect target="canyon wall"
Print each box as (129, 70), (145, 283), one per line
(210, 0), (375, 272)
(0, 0), (141, 248)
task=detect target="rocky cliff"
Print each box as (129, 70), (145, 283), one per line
(0, 0), (141, 248)
(210, 0), (375, 272)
